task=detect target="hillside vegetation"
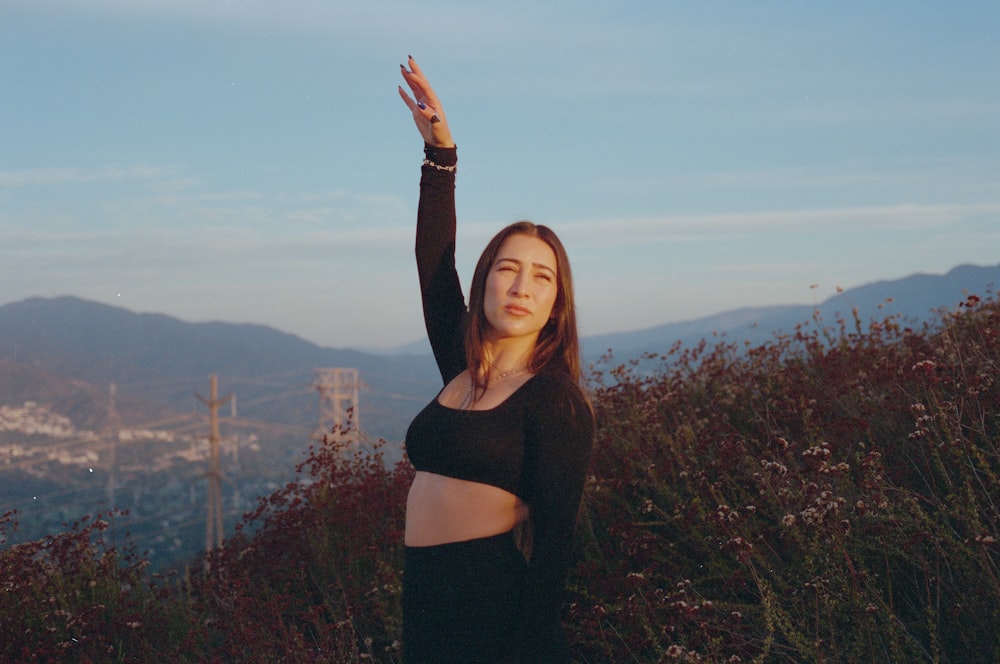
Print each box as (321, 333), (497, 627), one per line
(2, 295), (998, 663)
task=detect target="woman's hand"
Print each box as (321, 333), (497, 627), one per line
(398, 56), (456, 148)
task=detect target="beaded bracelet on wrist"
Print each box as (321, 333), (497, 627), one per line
(422, 158), (456, 173)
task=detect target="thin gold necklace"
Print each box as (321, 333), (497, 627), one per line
(460, 367), (527, 410)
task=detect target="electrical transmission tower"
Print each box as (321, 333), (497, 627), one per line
(196, 375), (232, 560)
(312, 368), (361, 443)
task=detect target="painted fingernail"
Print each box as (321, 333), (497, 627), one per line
(417, 101), (426, 110)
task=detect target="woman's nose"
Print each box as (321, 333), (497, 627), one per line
(509, 275), (530, 297)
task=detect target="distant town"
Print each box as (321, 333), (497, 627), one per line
(2, 400), (253, 472)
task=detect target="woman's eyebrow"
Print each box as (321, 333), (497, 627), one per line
(495, 256), (556, 273)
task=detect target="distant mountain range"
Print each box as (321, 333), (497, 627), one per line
(581, 263), (1000, 360)
(0, 296), (440, 443)
(2, 262), (998, 442)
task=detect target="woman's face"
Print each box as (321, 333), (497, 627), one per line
(482, 233), (559, 343)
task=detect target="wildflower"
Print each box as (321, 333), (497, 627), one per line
(761, 460), (788, 475)
(782, 514), (796, 527)
(716, 504), (737, 522)
(860, 451), (882, 468)
(802, 445), (831, 458)
(666, 644), (685, 658)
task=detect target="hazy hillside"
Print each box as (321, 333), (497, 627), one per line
(0, 296), (439, 442)
(582, 263), (1000, 360)
(0, 359), (178, 430)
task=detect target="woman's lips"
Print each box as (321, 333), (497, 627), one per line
(504, 304), (531, 316)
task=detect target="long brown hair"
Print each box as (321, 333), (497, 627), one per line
(464, 221), (583, 397)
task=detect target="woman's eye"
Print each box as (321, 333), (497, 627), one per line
(535, 272), (553, 282)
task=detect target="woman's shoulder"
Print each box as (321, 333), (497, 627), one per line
(529, 369), (583, 394)
(527, 370), (594, 425)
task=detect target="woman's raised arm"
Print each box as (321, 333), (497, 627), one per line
(400, 56), (465, 382)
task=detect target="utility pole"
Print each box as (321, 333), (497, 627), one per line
(105, 382), (120, 507)
(312, 368), (361, 443)
(197, 375), (232, 559)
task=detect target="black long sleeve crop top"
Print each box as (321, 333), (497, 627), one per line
(404, 144), (595, 662)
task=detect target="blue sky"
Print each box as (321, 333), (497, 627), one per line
(3, 1), (998, 350)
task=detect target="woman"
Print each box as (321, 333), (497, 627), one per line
(397, 57), (595, 663)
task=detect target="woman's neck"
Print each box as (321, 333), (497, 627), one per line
(481, 334), (537, 375)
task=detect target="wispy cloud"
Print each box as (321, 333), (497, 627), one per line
(563, 203), (1000, 247)
(592, 154), (1000, 201)
(0, 164), (170, 188)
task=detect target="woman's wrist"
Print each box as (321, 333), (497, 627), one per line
(423, 143), (457, 170)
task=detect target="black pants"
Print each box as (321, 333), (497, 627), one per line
(403, 530), (527, 663)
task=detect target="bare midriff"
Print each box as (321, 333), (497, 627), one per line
(405, 471), (529, 547)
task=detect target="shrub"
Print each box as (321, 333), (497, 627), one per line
(569, 295), (999, 663)
(0, 509), (185, 663)
(187, 433), (412, 662)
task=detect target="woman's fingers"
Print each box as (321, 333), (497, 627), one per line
(397, 84), (417, 112)
(398, 83), (435, 144)
(401, 57), (441, 107)
(406, 54), (425, 78)
(399, 56), (455, 148)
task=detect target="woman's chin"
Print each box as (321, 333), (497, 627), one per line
(487, 323), (542, 344)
